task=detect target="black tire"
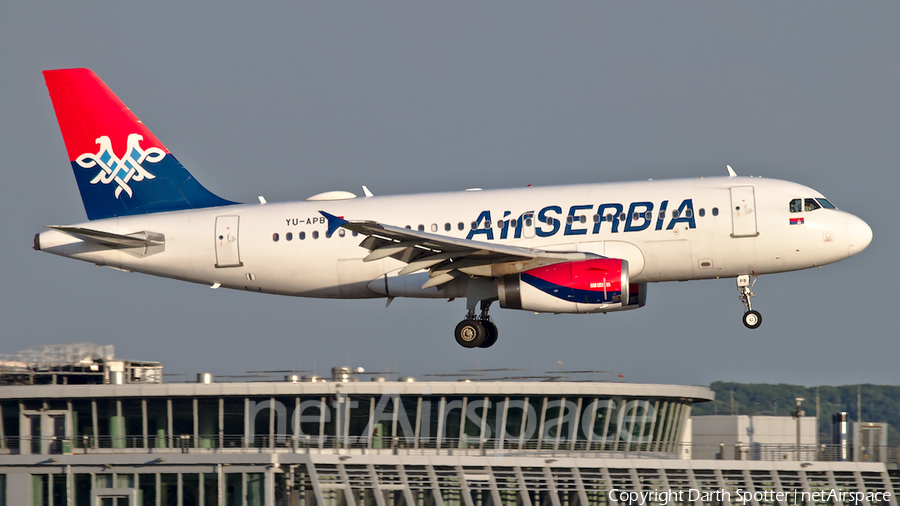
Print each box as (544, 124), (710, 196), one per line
(455, 320), (486, 348)
(742, 310), (762, 329)
(479, 321), (499, 348)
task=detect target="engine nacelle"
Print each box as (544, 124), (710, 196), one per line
(497, 258), (646, 314)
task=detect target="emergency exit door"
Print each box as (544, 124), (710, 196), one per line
(729, 186), (759, 238)
(215, 216), (243, 268)
(521, 211), (536, 238)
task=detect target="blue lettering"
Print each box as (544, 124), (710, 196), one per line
(536, 206), (562, 237)
(593, 203), (624, 233)
(624, 201), (654, 232)
(499, 211), (512, 240)
(466, 210), (494, 240)
(564, 205), (593, 236)
(469, 199), (696, 240)
(655, 200), (668, 230)
(666, 199), (696, 230)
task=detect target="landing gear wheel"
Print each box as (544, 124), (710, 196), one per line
(736, 275), (762, 329)
(742, 310), (762, 329)
(478, 321), (499, 348)
(455, 320), (486, 348)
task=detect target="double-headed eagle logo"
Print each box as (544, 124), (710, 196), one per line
(76, 134), (165, 198)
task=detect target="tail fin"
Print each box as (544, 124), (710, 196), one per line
(43, 68), (236, 220)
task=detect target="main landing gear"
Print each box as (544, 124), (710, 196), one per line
(737, 275), (762, 329)
(454, 300), (499, 348)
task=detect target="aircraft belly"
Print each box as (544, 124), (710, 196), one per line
(367, 270), (467, 299)
(337, 258), (385, 298)
(639, 239), (695, 281)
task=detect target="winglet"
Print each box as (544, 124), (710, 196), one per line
(726, 165), (737, 177)
(362, 186), (374, 197)
(320, 211), (348, 236)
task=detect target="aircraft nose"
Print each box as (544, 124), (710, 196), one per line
(847, 214), (872, 256)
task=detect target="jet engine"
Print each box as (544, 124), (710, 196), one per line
(496, 258), (646, 314)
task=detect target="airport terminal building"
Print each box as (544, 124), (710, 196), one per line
(0, 345), (897, 506)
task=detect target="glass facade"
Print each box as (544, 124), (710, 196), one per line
(0, 384), (714, 505)
(0, 393), (692, 454)
(1, 385), (896, 506)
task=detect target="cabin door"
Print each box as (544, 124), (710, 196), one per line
(215, 216), (243, 268)
(729, 186), (759, 238)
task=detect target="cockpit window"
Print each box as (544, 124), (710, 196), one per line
(804, 198), (821, 211)
(816, 198), (836, 209)
(790, 199), (802, 213)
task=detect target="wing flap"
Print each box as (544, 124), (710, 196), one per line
(320, 211), (600, 289)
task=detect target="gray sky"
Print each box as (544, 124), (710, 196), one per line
(1, 3), (896, 387)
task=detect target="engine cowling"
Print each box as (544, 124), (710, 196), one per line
(497, 258), (645, 314)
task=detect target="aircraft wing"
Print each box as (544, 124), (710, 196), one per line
(320, 212), (598, 289)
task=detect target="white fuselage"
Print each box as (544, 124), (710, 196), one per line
(36, 176), (871, 302)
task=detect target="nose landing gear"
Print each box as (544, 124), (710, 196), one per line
(454, 300), (499, 348)
(737, 275), (762, 329)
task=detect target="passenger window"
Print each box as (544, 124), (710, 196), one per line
(299, 232), (306, 240)
(405, 225), (411, 229)
(632, 212), (639, 221)
(685, 209), (693, 218)
(431, 224), (437, 232)
(579, 215), (586, 224)
(444, 223), (451, 231)
(272, 233), (279, 242)
(672, 209), (680, 219)
(338, 229), (346, 237)
(566, 216), (574, 224)
(418, 224), (425, 232)
(698, 208), (705, 217)
(458, 222), (464, 231)
(510, 219), (517, 228)
(712, 208), (719, 216)
(645, 211), (652, 221)
(804, 198), (821, 211)
(484, 220), (491, 228)
(496, 220), (503, 229)
(790, 199), (802, 213)
(312, 231), (319, 239)
(619, 213), (626, 222)
(352, 231), (358, 237)
(286, 232), (293, 241)
(471, 221), (477, 229)
(592, 214), (600, 223)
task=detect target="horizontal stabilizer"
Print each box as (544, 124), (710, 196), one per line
(49, 226), (165, 249)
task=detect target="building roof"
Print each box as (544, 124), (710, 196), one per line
(0, 380), (715, 402)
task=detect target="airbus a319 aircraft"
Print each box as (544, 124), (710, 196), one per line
(35, 68), (873, 349)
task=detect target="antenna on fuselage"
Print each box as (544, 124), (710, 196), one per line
(726, 165), (737, 177)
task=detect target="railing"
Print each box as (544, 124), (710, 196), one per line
(3, 436), (898, 466)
